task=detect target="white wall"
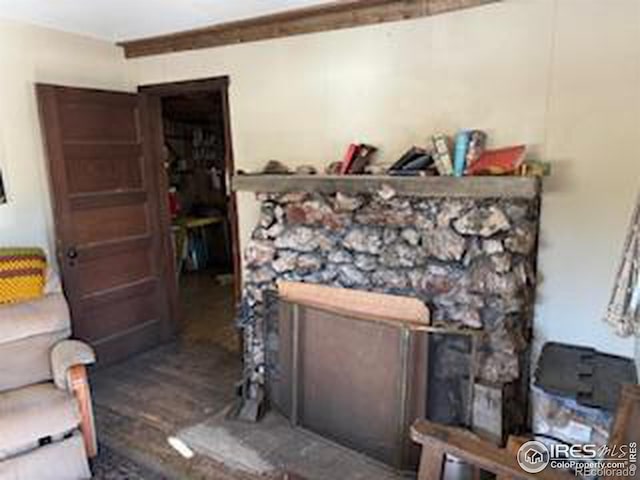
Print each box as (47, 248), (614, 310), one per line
(127, 0), (640, 360)
(2, 0), (638, 360)
(0, 18), (130, 258)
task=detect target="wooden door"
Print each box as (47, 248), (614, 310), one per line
(37, 84), (175, 365)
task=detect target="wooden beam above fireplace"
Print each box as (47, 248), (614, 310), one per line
(119, 0), (501, 58)
(232, 174), (541, 199)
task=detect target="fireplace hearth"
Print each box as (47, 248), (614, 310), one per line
(235, 175), (541, 451)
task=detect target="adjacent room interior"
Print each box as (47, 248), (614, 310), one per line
(0, 1), (639, 479)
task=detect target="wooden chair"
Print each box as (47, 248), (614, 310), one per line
(411, 384), (640, 480)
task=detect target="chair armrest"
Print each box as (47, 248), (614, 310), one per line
(51, 340), (96, 390)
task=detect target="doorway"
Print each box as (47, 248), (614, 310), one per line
(157, 83), (239, 352)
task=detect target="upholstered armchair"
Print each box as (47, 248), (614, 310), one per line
(0, 269), (97, 479)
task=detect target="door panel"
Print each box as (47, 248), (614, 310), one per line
(37, 84), (173, 365)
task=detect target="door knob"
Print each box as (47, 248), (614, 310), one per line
(66, 247), (78, 264)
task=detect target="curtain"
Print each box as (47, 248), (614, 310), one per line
(605, 193), (640, 337)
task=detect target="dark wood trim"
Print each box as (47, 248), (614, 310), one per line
(232, 174), (542, 199)
(119, 0), (500, 58)
(139, 76), (243, 317)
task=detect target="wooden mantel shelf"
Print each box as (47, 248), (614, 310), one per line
(232, 174), (541, 199)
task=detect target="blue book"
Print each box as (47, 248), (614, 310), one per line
(454, 130), (471, 177)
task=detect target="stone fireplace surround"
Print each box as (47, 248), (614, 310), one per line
(236, 175), (541, 428)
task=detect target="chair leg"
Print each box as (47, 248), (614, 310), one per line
(69, 365), (98, 458)
(417, 446), (445, 480)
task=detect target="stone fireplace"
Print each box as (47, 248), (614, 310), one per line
(235, 175), (541, 439)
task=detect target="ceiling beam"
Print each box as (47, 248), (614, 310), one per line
(119, 0), (501, 58)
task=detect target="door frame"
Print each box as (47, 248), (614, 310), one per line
(139, 76), (242, 332)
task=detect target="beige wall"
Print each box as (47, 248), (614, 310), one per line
(0, 18), (130, 257)
(128, 0), (640, 359)
(1, 0), (638, 360)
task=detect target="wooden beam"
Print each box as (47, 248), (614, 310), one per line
(119, 0), (501, 58)
(232, 174), (541, 199)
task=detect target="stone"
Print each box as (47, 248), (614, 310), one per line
(468, 259), (520, 297)
(502, 201), (530, 222)
(490, 252), (512, 274)
(483, 239), (504, 255)
(286, 199), (349, 230)
(423, 228), (466, 261)
(304, 264), (340, 284)
(377, 184), (396, 201)
(328, 249), (354, 264)
(274, 226), (334, 252)
(259, 203), (276, 228)
(354, 254), (377, 271)
(265, 222), (285, 239)
(296, 253), (323, 273)
(278, 192), (309, 203)
(380, 241), (423, 268)
(272, 250), (299, 274)
(446, 306), (483, 329)
(344, 227), (383, 254)
(437, 200), (467, 227)
(245, 240), (276, 267)
(401, 228), (421, 246)
(453, 206), (510, 237)
(338, 265), (370, 287)
(334, 192), (365, 212)
(245, 266), (276, 284)
(414, 212), (436, 230)
(504, 221), (537, 255)
(481, 351), (519, 384)
(372, 269), (408, 289)
(383, 229), (399, 245)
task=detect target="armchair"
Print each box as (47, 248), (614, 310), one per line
(0, 269), (97, 479)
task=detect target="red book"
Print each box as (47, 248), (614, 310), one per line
(340, 144), (361, 174)
(466, 145), (527, 175)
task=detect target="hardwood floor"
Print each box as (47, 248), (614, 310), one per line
(91, 273), (250, 479)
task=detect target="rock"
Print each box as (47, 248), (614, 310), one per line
(372, 269), (408, 289)
(334, 192), (365, 212)
(480, 351), (519, 383)
(453, 206), (510, 237)
(383, 229), (399, 245)
(447, 306), (483, 329)
(423, 228), (466, 261)
(245, 266), (276, 284)
(278, 192), (309, 203)
(338, 265), (370, 287)
(296, 253), (323, 273)
(401, 228), (421, 246)
(259, 203), (276, 228)
(245, 240), (276, 267)
(356, 206), (415, 227)
(502, 201), (530, 222)
(468, 259), (520, 297)
(377, 184), (396, 201)
(304, 265), (340, 284)
(414, 212), (436, 230)
(274, 226), (334, 252)
(490, 252), (512, 274)
(381, 241), (423, 268)
(344, 227), (383, 254)
(328, 249), (354, 264)
(354, 254), (377, 271)
(286, 199), (349, 230)
(437, 200), (467, 227)
(265, 222), (285, 239)
(483, 239), (504, 255)
(272, 250), (299, 273)
(504, 221), (536, 255)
